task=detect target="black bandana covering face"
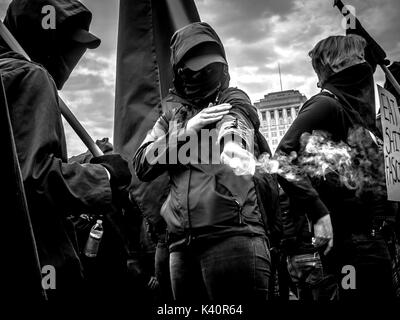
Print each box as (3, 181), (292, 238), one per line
(178, 62), (225, 107)
(42, 38), (88, 90)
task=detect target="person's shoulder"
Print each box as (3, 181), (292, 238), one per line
(220, 87), (252, 104)
(0, 54), (43, 73)
(0, 57), (51, 84)
(301, 92), (341, 113)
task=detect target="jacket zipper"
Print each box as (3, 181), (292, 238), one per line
(235, 200), (243, 224)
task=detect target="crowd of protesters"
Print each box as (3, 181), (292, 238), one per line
(3, 0), (400, 302)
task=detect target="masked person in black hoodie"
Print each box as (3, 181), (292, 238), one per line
(277, 34), (396, 300)
(134, 22), (281, 302)
(1, 0), (131, 299)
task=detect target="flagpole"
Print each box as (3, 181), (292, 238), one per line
(278, 63), (283, 91)
(333, 0), (400, 97)
(0, 22), (103, 157)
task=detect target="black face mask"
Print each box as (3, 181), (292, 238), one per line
(42, 42), (87, 90)
(178, 62), (225, 106)
(45, 54), (72, 90)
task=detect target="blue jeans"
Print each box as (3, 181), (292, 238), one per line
(169, 235), (271, 302)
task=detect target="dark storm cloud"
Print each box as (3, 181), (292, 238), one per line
(197, 0), (296, 44)
(232, 45), (277, 68)
(197, 0), (400, 104)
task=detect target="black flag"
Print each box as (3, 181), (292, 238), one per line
(114, 0), (200, 225)
(114, 0), (200, 158)
(334, 0), (388, 69)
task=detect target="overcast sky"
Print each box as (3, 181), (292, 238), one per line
(1, 0), (399, 156)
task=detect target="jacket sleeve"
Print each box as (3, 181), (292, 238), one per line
(3, 63), (112, 215)
(217, 110), (255, 152)
(133, 110), (189, 182)
(277, 94), (339, 223)
(216, 89), (256, 153)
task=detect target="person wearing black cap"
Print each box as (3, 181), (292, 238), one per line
(134, 22), (280, 302)
(1, 0), (131, 299)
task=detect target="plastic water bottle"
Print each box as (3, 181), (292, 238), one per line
(84, 220), (103, 258)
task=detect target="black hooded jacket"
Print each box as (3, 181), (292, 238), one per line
(4, 0), (99, 89)
(1, 1), (111, 293)
(134, 22), (281, 248)
(277, 62), (395, 243)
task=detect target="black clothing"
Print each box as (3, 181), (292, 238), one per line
(134, 22), (280, 249)
(277, 63), (396, 299)
(4, 0), (100, 89)
(0, 46), (111, 297)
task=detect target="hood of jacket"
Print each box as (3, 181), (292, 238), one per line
(169, 22), (230, 106)
(3, 0), (100, 89)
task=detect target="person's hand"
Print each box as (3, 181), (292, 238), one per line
(220, 141), (256, 176)
(313, 214), (334, 256)
(147, 276), (160, 291)
(95, 137), (113, 154)
(90, 154), (132, 206)
(186, 103), (232, 133)
(91, 154), (131, 188)
(127, 258), (144, 278)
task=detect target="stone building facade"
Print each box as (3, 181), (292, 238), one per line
(255, 89), (307, 153)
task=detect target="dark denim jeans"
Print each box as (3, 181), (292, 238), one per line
(169, 235), (271, 302)
(287, 252), (338, 301)
(337, 233), (395, 300)
(155, 241), (173, 301)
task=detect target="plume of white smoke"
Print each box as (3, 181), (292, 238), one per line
(252, 127), (386, 195)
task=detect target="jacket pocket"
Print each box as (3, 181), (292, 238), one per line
(215, 179), (244, 224)
(189, 189), (240, 228)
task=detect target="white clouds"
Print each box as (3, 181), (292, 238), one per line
(61, 52), (116, 156)
(1, 0), (399, 157)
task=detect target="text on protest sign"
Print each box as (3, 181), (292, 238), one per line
(379, 85), (400, 201)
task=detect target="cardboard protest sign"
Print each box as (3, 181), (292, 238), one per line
(378, 85), (400, 201)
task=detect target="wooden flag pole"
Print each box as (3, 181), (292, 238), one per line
(0, 21), (103, 157)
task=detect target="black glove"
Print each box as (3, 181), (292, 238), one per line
(90, 154), (132, 205)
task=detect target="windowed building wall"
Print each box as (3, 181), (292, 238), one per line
(255, 90), (307, 154)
